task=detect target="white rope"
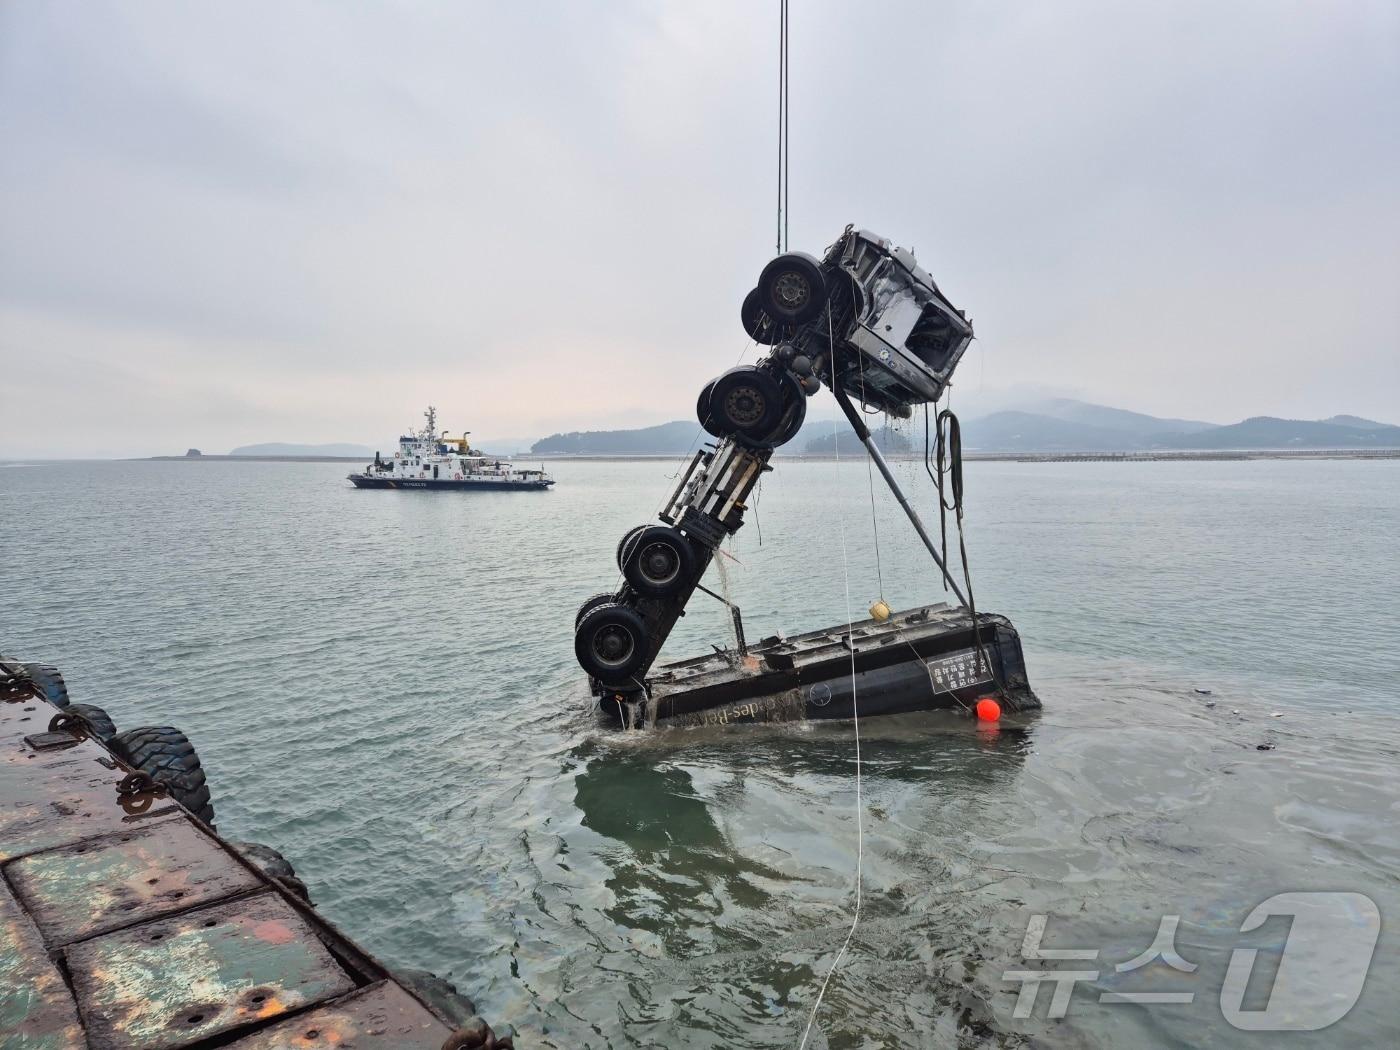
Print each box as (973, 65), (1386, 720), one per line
(799, 313), (865, 1049)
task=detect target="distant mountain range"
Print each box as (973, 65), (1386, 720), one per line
(1149, 416), (1400, 451)
(525, 400), (1400, 455)
(531, 421), (700, 455)
(959, 405), (1400, 452)
(221, 403), (1400, 459)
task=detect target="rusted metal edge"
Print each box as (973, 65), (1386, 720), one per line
(0, 667), (513, 1048)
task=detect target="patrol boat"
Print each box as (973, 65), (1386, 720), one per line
(348, 407), (554, 490)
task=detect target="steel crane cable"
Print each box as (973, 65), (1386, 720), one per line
(799, 299), (865, 1050)
(776, 0), (789, 254)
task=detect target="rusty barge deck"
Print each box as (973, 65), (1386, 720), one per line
(0, 665), (508, 1050)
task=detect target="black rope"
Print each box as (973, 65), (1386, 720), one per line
(925, 403), (1004, 693)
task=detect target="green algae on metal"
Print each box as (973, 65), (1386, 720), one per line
(66, 890), (354, 1050)
(0, 879), (86, 1049)
(9, 818), (262, 946)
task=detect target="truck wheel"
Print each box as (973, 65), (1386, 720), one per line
(696, 379), (723, 439)
(231, 841), (312, 902)
(110, 726), (216, 827)
(65, 703), (117, 743)
(575, 592), (617, 628)
(575, 603), (648, 685)
(740, 287), (778, 344)
(706, 366), (782, 445)
(622, 525), (695, 598)
(764, 372), (808, 448)
(758, 252), (826, 324)
(23, 663), (69, 709)
(615, 525), (649, 571)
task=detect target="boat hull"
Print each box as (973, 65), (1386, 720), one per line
(348, 475), (552, 491)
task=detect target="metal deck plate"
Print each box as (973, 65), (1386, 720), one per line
(227, 981), (453, 1049)
(0, 879), (86, 1049)
(8, 818), (263, 946)
(66, 890), (355, 1050)
(0, 713), (174, 862)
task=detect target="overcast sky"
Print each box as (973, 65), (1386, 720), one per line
(1, 1), (1396, 457)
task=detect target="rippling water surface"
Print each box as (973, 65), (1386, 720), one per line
(3, 456), (1398, 1047)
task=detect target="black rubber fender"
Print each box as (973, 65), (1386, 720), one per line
(230, 840), (312, 902)
(66, 703), (117, 743)
(395, 968), (477, 1027)
(22, 663), (69, 709)
(110, 726), (216, 827)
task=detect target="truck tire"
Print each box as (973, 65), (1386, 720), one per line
(696, 379), (722, 439)
(621, 525), (694, 598)
(758, 252), (826, 324)
(740, 287), (778, 343)
(23, 663), (69, 709)
(763, 372), (808, 448)
(110, 726), (216, 827)
(615, 525), (649, 571)
(575, 603), (648, 685)
(705, 366), (782, 445)
(575, 592), (617, 629)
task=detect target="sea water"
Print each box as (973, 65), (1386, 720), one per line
(2, 456), (1397, 1048)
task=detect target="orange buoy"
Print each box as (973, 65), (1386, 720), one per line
(975, 697), (1001, 722)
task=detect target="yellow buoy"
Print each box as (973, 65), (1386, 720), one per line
(869, 599), (891, 622)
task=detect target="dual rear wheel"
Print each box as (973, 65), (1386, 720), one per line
(574, 602), (648, 685)
(712, 252), (827, 448)
(741, 252), (828, 339)
(574, 524), (697, 684)
(697, 366), (806, 449)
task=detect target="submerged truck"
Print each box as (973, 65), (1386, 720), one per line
(574, 226), (1040, 727)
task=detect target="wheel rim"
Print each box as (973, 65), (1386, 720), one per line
(772, 270), (810, 311)
(592, 622), (637, 669)
(638, 540), (681, 587)
(724, 384), (767, 428)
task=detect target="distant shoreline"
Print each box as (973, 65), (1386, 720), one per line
(541, 449), (1400, 463)
(143, 454), (368, 463)
(130, 448), (1400, 465)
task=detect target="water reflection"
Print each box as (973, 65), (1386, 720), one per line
(563, 717), (1041, 1045)
(574, 745), (789, 956)
(567, 715), (1038, 1003)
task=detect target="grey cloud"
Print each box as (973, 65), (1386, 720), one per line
(1, 1), (1396, 457)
